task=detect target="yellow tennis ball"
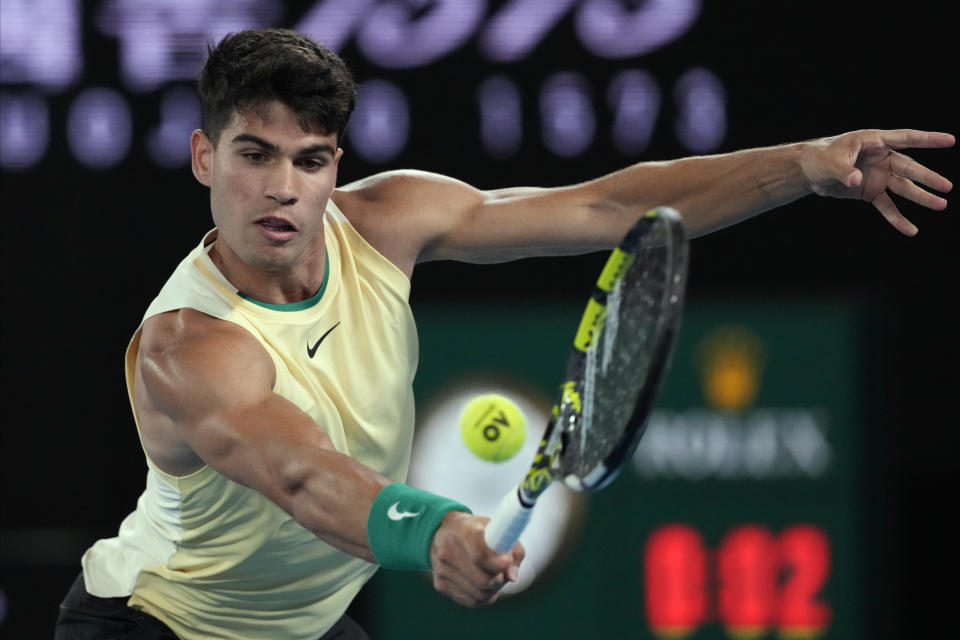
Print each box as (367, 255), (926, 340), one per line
(459, 393), (527, 462)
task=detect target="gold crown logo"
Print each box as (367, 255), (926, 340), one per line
(696, 326), (765, 412)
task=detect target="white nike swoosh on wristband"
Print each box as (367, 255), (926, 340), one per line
(387, 502), (420, 521)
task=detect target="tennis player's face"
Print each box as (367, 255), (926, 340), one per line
(191, 101), (342, 274)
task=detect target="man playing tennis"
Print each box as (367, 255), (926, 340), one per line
(55, 28), (953, 640)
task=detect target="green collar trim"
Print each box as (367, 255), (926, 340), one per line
(240, 250), (330, 312)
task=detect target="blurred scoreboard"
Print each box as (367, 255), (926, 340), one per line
(364, 298), (867, 639)
(1, 0), (724, 174)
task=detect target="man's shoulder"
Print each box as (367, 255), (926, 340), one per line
(331, 171), (405, 236)
(140, 309), (258, 365)
(334, 169), (481, 233)
(335, 169), (476, 210)
(333, 169), (487, 272)
(332, 170), (469, 274)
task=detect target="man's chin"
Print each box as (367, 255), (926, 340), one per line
(239, 246), (300, 273)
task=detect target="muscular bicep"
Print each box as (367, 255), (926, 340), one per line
(140, 311), (319, 488)
(422, 184), (636, 263)
(138, 310), (387, 559)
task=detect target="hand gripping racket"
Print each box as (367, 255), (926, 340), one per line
(484, 207), (689, 553)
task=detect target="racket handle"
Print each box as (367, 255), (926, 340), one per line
(484, 487), (534, 553)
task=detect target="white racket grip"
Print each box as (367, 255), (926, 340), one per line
(484, 487), (534, 553)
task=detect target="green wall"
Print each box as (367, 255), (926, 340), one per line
(363, 299), (867, 639)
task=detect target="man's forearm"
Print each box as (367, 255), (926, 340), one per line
(588, 142), (811, 237)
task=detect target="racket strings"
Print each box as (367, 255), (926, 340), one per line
(567, 221), (679, 480)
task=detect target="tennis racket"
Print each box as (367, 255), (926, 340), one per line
(484, 206), (688, 553)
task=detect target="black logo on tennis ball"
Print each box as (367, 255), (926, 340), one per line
(482, 411), (510, 441)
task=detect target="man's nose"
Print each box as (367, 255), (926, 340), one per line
(265, 162), (298, 205)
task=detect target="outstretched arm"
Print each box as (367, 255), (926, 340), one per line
(338, 129), (953, 270)
(584, 129), (953, 238)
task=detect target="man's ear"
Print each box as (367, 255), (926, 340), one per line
(190, 129), (213, 187)
(329, 147), (345, 196)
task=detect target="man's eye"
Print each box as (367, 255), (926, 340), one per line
(299, 158), (326, 171)
(244, 152), (266, 163)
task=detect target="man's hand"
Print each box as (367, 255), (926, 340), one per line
(799, 129), (955, 236)
(429, 511), (525, 607)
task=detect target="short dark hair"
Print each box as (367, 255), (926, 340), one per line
(198, 28), (357, 146)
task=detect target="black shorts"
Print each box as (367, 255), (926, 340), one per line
(55, 573), (369, 640)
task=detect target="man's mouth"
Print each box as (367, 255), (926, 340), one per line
(255, 216), (298, 232)
(254, 216), (299, 242)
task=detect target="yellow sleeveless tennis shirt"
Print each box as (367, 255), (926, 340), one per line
(81, 201), (418, 639)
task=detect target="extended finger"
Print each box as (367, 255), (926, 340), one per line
(871, 191), (918, 236)
(875, 129), (955, 150)
(888, 173), (948, 211)
(890, 152), (954, 194)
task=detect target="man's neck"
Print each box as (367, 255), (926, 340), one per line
(209, 237), (327, 305)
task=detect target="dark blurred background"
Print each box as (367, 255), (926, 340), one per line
(1, 0), (956, 637)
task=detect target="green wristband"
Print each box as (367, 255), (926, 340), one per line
(367, 483), (471, 570)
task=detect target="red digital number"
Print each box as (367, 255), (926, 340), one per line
(644, 524), (708, 638)
(717, 525), (777, 638)
(776, 525), (832, 636)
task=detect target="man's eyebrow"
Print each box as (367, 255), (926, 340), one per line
(230, 134), (335, 157)
(299, 144), (337, 157)
(231, 133), (279, 152)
